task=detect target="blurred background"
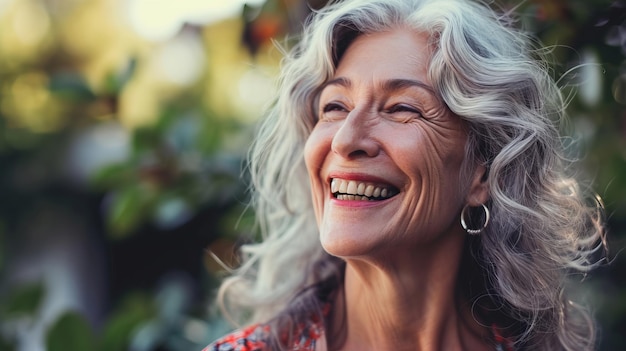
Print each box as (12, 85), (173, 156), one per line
(0, 0), (623, 350)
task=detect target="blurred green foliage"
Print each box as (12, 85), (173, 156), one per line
(0, 0), (624, 350)
(46, 312), (96, 351)
(2, 283), (45, 318)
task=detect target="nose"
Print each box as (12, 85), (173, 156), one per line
(331, 110), (380, 159)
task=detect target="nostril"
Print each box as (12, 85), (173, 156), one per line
(331, 130), (379, 159)
(347, 149), (370, 158)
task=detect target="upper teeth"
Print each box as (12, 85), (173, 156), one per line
(331, 178), (396, 199)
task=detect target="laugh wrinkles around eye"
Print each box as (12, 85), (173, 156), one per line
(384, 104), (424, 123)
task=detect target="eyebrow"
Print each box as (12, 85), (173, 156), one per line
(321, 77), (352, 89)
(321, 77), (437, 96)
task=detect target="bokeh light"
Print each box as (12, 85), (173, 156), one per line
(127, 0), (266, 41)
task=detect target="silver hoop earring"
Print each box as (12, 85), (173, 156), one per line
(460, 203), (490, 235)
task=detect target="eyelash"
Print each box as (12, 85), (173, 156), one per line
(319, 102), (423, 121)
(317, 102), (348, 121)
(322, 102), (347, 113)
(385, 104), (421, 115)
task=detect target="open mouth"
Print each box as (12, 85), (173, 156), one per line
(331, 178), (399, 201)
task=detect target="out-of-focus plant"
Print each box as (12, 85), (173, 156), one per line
(0, 0), (624, 350)
(91, 80), (252, 239)
(0, 0), (270, 349)
(0, 282), (45, 350)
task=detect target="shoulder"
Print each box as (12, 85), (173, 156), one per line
(203, 324), (269, 351)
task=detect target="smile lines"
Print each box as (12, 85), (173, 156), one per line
(331, 178), (398, 201)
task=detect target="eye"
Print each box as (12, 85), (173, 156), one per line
(387, 104), (420, 114)
(319, 102), (349, 121)
(385, 104), (423, 121)
(323, 102), (347, 112)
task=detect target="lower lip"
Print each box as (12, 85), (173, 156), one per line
(329, 196), (395, 208)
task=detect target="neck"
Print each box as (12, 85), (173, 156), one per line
(330, 234), (491, 351)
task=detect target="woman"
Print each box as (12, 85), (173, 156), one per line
(205, 0), (606, 350)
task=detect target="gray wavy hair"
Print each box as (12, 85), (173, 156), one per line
(217, 0), (606, 349)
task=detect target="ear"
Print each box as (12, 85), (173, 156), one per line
(465, 164), (490, 206)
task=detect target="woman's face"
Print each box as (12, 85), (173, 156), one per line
(304, 28), (487, 259)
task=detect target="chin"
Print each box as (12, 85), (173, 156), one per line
(319, 227), (381, 259)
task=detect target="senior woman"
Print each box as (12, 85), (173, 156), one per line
(205, 0), (606, 350)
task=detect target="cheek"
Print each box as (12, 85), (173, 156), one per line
(393, 125), (466, 195)
(304, 130), (321, 176)
(304, 127), (332, 222)
(415, 125), (466, 168)
(414, 129), (468, 211)
(304, 126), (333, 175)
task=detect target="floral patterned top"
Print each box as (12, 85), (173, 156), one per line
(203, 320), (515, 351)
(203, 322), (322, 351)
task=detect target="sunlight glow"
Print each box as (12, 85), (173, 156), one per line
(152, 32), (205, 86)
(127, 0), (266, 41)
(11, 0), (50, 46)
(0, 0), (11, 17)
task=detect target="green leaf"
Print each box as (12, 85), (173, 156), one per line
(100, 294), (155, 351)
(46, 312), (97, 351)
(91, 163), (134, 189)
(107, 187), (148, 238)
(104, 58), (138, 95)
(132, 127), (162, 155)
(48, 73), (97, 102)
(3, 282), (45, 317)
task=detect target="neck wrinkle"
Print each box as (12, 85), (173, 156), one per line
(333, 235), (486, 351)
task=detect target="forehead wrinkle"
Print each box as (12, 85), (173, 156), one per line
(322, 74), (436, 95)
(379, 78), (437, 98)
(321, 77), (437, 99)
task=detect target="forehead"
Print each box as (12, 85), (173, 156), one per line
(333, 28), (433, 84)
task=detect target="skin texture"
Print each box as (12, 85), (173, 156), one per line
(304, 28), (491, 350)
